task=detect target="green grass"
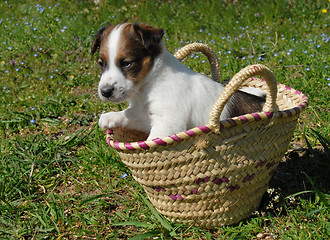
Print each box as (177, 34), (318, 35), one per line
(0, 0), (329, 239)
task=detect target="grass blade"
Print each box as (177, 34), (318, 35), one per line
(305, 207), (329, 217)
(304, 173), (329, 207)
(286, 190), (313, 198)
(139, 194), (174, 232)
(112, 221), (151, 228)
(304, 134), (314, 154)
(79, 193), (111, 207)
(129, 230), (160, 240)
(311, 129), (329, 153)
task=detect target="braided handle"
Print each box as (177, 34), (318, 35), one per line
(174, 43), (221, 82)
(208, 64), (278, 133)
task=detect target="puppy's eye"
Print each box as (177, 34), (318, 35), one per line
(121, 60), (132, 68)
(97, 58), (105, 68)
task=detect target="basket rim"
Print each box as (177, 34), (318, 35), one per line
(106, 82), (308, 152)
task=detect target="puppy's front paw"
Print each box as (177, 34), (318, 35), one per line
(98, 112), (126, 130)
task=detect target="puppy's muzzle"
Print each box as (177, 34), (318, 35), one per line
(100, 85), (114, 98)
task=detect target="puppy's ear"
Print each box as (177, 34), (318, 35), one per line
(91, 26), (109, 55)
(133, 23), (164, 52)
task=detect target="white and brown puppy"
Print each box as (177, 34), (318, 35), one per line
(91, 23), (265, 140)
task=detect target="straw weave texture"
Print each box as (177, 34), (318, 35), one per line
(105, 44), (308, 228)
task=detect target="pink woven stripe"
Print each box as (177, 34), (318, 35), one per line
(169, 134), (182, 142)
(153, 187), (166, 192)
(286, 86), (291, 90)
(169, 194), (184, 200)
(198, 125), (212, 133)
(176, 194), (184, 200)
(255, 160), (266, 168)
(293, 107), (300, 114)
(124, 143), (135, 150)
(242, 173), (255, 183)
(224, 112), (272, 128)
(114, 141), (120, 149)
(185, 129), (197, 137)
(212, 178), (224, 185)
(265, 112), (273, 118)
(106, 125), (212, 150)
(238, 115), (249, 124)
(228, 184), (240, 192)
(251, 112), (262, 121)
(266, 161), (275, 169)
(169, 194), (176, 200)
(222, 177), (229, 182)
(106, 137), (111, 146)
(196, 178), (203, 184)
(295, 90), (302, 95)
(138, 141), (149, 149)
(152, 138), (167, 145)
(285, 110), (293, 117)
(227, 118), (237, 126)
(191, 189), (198, 194)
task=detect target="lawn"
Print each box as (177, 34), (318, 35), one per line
(0, 0), (329, 239)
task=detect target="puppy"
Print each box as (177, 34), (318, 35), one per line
(91, 23), (265, 140)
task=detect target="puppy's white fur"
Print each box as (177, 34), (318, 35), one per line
(95, 24), (264, 140)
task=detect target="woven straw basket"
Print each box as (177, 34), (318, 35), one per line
(105, 43), (309, 228)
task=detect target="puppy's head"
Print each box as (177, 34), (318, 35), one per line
(91, 23), (164, 102)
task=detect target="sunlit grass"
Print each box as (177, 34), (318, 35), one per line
(0, 0), (329, 239)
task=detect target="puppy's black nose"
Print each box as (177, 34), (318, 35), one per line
(101, 85), (114, 98)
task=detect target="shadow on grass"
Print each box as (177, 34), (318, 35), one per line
(257, 145), (329, 217)
(272, 147), (329, 195)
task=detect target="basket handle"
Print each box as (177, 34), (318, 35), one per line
(208, 64), (278, 133)
(174, 43), (221, 82)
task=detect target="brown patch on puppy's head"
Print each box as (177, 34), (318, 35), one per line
(115, 23), (164, 84)
(91, 25), (116, 72)
(91, 25), (115, 55)
(133, 23), (164, 52)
